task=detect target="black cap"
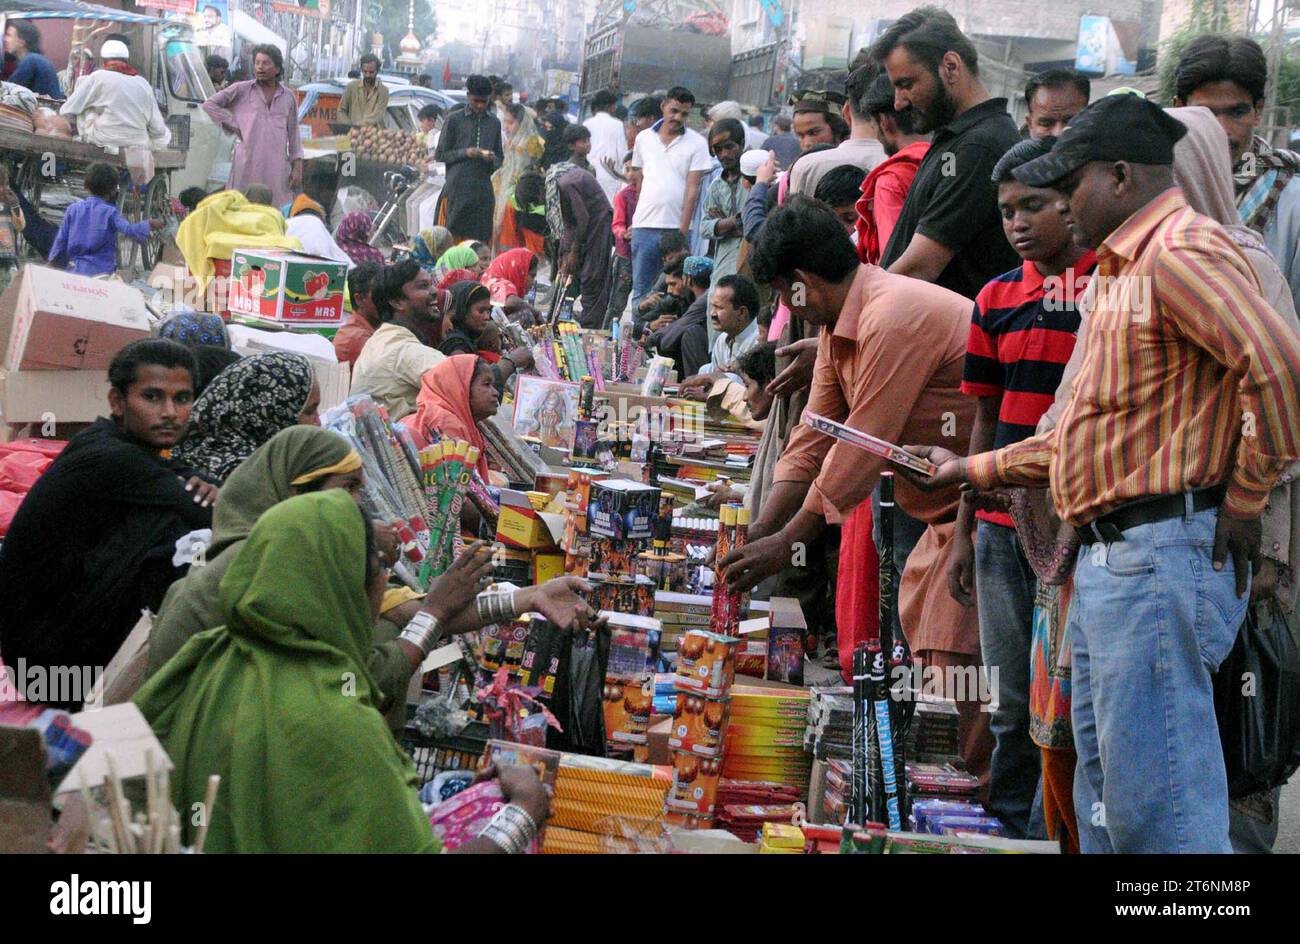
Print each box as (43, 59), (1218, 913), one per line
(1012, 94), (1188, 187)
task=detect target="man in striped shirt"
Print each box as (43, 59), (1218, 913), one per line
(952, 137), (1096, 839)
(908, 95), (1300, 853)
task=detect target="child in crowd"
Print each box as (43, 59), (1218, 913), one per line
(244, 184), (275, 207)
(607, 150), (639, 326)
(49, 162), (164, 276)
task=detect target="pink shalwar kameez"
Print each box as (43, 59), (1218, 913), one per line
(202, 79), (303, 207)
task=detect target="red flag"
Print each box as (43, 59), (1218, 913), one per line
(442, 61), (451, 87)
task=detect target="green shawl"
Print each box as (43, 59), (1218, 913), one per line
(146, 426), (411, 730)
(134, 490), (438, 853)
(436, 243), (478, 270)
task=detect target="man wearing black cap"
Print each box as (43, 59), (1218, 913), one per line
(870, 7), (1021, 299)
(906, 93), (1300, 853)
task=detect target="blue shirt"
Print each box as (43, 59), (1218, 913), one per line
(49, 195), (152, 276)
(11, 53), (63, 99)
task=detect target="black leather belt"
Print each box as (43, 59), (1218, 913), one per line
(1075, 485), (1226, 544)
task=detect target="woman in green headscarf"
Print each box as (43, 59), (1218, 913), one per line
(435, 242), (479, 277)
(134, 490), (550, 853)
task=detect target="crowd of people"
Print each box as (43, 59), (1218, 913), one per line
(0, 4), (1298, 856)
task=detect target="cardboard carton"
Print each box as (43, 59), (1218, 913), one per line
(2, 266), (151, 371)
(228, 248), (347, 325)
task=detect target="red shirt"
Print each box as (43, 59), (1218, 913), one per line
(855, 141), (929, 265)
(332, 311), (378, 368)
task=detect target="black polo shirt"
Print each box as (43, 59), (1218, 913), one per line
(880, 97), (1023, 300)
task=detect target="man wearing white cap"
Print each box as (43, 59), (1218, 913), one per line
(60, 39), (170, 156)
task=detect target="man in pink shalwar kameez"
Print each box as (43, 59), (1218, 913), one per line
(202, 44), (303, 207)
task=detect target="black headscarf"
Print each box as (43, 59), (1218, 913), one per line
(0, 418), (212, 707)
(439, 280), (491, 357)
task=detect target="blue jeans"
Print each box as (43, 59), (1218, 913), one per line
(975, 521), (1043, 839)
(630, 227), (677, 308)
(1070, 504), (1247, 853)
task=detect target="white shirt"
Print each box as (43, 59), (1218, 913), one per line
(744, 125), (767, 151)
(286, 215), (354, 270)
(351, 322), (446, 420)
(708, 318), (761, 379)
(630, 125), (713, 230)
(60, 69), (170, 153)
(585, 110), (627, 205)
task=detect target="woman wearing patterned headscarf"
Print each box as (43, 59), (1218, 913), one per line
(158, 312), (230, 349)
(335, 212), (385, 267)
(171, 352), (319, 483)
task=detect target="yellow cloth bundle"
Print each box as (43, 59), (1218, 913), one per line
(177, 189), (301, 288)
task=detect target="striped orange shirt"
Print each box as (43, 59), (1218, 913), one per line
(967, 188), (1300, 524)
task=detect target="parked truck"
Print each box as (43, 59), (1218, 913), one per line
(580, 21), (731, 111)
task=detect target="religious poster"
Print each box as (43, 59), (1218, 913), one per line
(513, 377), (580, 452)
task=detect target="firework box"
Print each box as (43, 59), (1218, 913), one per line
(587, 574), (657, 616)
(669, 692), (731, 757)
(228, 248), (347, 326)
(532, 551), (566, 585)
(603, 612), (662, 681)
(588, 479), (661, 540)
(676, 630), (739, 697)
(666, 750), (724, 814)
(603, 677), (655, 748)
(1, 266), (151, 372)
(767, 596), (806, 685)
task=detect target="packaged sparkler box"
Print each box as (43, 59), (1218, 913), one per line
(588, 479), (661, 541)
(586, 574), (657, 617)
(675, 629), (740, 698)
(668, 692), (731, 757)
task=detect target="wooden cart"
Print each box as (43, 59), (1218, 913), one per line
(0, 127), (185, 273)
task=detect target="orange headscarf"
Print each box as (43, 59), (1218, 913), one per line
(409, 354), (490, 480)
(482, 248), (534, 300)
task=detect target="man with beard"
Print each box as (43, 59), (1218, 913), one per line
(871, 7), (1021, 299)
(351, 259), (447, 421)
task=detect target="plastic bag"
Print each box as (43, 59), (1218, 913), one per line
(1213, 602), (1300, 797)
(545, 622), (611, 757)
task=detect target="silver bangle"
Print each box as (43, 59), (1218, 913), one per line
(498, 802), (539, 836)
(479, 802), (537, 853)
(479, 822), (525, 855)
(398, 610), (441, 658)
(476, 589), (519, 625)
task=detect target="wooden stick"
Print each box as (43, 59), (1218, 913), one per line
(103, 757), (132, 855)
(193, 774), (220, 854)
(78, 772), (105, 854)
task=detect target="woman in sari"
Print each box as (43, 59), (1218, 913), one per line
(440, 281), (532, 391)
(492, 104), (545, 250)
(409, 226), (454, 275)
(133, 490), (551, 853)
(408, 355), (498, 463)
(335, 211), (385, 267)
(171, 352), (319, 484)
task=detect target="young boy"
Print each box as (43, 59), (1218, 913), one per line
(953, 136), (1095, 841)
(0, 339), (215, 707)
(813, 164), (868, 237)
(333, 262), (384, 368)
(607, 150), (639, 327)
(0, 165), (26, 293)
(50, 162), (164, 276)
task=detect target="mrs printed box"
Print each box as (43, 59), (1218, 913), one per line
(228, 249), (347, 326)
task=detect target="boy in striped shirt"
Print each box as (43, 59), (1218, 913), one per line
(952, 137), (1096, 839)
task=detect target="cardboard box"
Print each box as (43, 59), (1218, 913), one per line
(496, 488), (556, 550)
(767, 597), (807, 685)
(148, 262), (231, 316)
(588, 479), (661, 540)
(0, 367), (109, 425)
(228, 248), (347, 325)
(2, 266), (151, 371)
(532, 551), (565, 586)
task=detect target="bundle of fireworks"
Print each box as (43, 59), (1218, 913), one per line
(710, 504), (750, 637)
(909, 798), (1003, 836)
(804, 686), (854, 760)
(821, 758), (878, 825)
(523, 322), (605, 385)
(722, 687), (811, 794)
(903, 696), (963, 764)
(545, 753), (670, 848)
(716, 778), (802, 806)
(416, 437), (483, 586)
(758, 822), (806, 854)
(640, 355), (674, 397)
(609, 323), (647, 384)
(481, 413), (548, 484)
(718, 805), (802, 844)
(323, 396), (429, 588)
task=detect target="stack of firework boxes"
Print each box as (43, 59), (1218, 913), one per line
(663, 502), (753, 828)
(558, 471), (665, 760)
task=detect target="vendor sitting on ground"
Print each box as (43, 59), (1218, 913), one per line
(243, 184), (275, 207)
(0, 340), (217, 708)
(59, 39), (170, 155)
(678, 273), (763, 404)
(351, 259), (447, 420)
(647, 255), (712, 382)
(49, 162), (164, 276)
(701, 341), (776, 510)
(134, 490), (557, 853)
(438, 280), (532, 391)
(285, 194), (353, 268)
(145, 425), (596, 729)
(481, 248), (539, 321)
(333, 262), (384, 367)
